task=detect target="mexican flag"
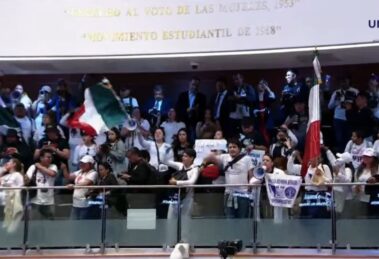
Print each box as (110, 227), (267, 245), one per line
(0, 107), (20, 135)
(301, 56), (322, 177)
(67, 83), (127, 135)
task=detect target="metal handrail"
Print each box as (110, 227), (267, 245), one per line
(0, 182), (378, 190)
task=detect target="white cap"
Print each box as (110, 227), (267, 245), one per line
(101, 78), (110, 84)
(362, 148), (376, 157)
(80, 155), (95, 164)
(40, 85), (52, 93)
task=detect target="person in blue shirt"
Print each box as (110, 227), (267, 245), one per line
(280, 69), (308, 121)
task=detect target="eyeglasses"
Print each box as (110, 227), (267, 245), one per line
(39, 90), (50, 95)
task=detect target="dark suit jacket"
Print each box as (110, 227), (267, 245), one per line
(143, 97), (172, 117)
(211, 90), (232, 126)
(175, 91), (206, 126)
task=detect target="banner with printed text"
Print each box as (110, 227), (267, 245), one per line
(265, 173), (302, 208)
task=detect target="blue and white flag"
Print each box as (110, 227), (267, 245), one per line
(265, 173), (302, 208)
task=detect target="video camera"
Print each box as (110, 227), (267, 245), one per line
(218, 240), (242, 259)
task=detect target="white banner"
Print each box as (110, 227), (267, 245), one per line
(194, 139), (227, 166)
(265, 173), (302, 208)
(248, 149), (265, 167)
(0, 0), (379, 56)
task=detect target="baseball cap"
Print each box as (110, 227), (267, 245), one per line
(40, 85), (52, 93)
(80, 155), (95, 164)
(362, 148), (376, 157)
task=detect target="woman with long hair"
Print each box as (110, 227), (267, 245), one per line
(72, 131), (97, 170)
(0, 157), (24, 231)
(195, 108), (218, 139)
(97, 127), (127, 178)
(172, 128), (193, 162)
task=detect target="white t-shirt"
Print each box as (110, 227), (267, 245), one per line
(161, 121), (186, 144)
(26, 164), (57, 205)
(15, 116), (35, 143)
(142, 141), (174, 170)
(218, 154), (254, 193)
(0, 171), (24, 206)
(73, 144), (97, 166)
(72, 169), (97, 208)
(345, 140), (372, 169)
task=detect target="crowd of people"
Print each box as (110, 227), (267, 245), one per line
(1, 70), (379, 227)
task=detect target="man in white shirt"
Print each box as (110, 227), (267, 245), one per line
(210, 139), (255, 218)
(26, 149), (57, 219)
(161, 108), (186, 144)
(345, 130), (372, 170)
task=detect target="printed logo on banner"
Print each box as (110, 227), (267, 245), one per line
(265, 174), (302, 208)
(248, 149), (265, 167)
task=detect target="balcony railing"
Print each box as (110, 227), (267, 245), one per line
(0, 183), (378, 255)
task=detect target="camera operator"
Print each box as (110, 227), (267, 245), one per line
(12, 85), (32, 112)
(269, 125), (298, 159)
(328, 76), (359, 152)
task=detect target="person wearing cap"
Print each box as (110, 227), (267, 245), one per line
(61, 155), (98, 220)
(25, 149), (57, 220)
(351, 147), (379, 218)
(34, 125), (70, 169)
(346, 91), (375, 140)
(32, 85), (53, 133)
(328, 76), (359, 153)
